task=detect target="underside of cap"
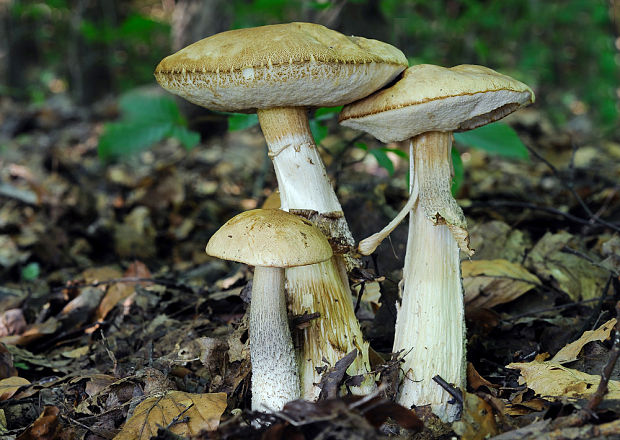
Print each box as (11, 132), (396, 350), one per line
(339, 64), (534, 143)
(155, 22), (407, 112)
(206, 209), (333, 267)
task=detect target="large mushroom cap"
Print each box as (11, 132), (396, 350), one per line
(154, 22), (407, 112)
(339, 64), (534, 143)
(206, 209), (333, 267)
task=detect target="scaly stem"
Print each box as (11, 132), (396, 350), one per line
(257, 107), (374, 398)
(250, 266), (299, 411)
(394, 132), (466, 422)
(287, 256), (374, 399)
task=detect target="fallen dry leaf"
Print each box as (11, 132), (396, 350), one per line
(453, 392), (499, 440)
(507, 360), (620, 400)
(16, 406), (60, 440)
(0, 376), (30, 400)
(551, 318), (616, 363)
(525, 231), (608, 302)
(114, 391), (227, 439)
(94, 261), (152, 323)
(463, 259), (540, 310)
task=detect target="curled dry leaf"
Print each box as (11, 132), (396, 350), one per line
(15, 406), (60, 440)
(551, 318), (617, 363)
(462, 259), (540, 310)
(509, 318), (620, 400)
(114, 391), (227, 440)
(95, 261), (152, 323)
(0, 376), (30, 400)
(507, 361), (620, 400)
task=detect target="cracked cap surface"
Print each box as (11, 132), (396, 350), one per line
(339, 64), (534, 143)
(154, 22), (407, 112)
(206, 209), (333, 267)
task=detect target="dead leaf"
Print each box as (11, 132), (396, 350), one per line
(0, 318), (60, 346)
(463, 259), (540, 310)
(525, 231), (608, 302)
(507, 360), (620, 400)
(61, 345), (90, 359)
(16, 406), (60, 440)
(0, 343), (17, 379)
(94, 261), (152, 323)
(453, 392), (499, 440)
(551, 318), (617, 363)
(467, 363), (497, 392)
(0, 376), (30, 400)
(114, 391), (227, 440)
(0, 309), (27, 337)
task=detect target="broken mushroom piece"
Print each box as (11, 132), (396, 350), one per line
(205, 209), (332, 412)
(339, 64), (534, 421)
(156, 22), (408, 399)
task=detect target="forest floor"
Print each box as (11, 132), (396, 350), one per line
(1, 94), (619, 439)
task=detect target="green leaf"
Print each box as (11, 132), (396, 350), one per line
(227, 113), (259, 131)
(369, 148), (395, 176)
(451, 147), (464, 195)
(314, 106), (343, 120)
(381, 147), (408, 160)
(21, 262), (40, 281)
(309, 119), (329, 145)
(98, 121), (172, 160)
(454, 123), (529, 160)
(170, 125), (201, 150)
(119, 93), (183, 124)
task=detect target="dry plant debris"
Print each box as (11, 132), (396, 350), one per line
(0, 92), (619, 440)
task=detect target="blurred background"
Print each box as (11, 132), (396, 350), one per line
(1, 0), (619, 134)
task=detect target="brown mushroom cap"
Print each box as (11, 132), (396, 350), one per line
(205, 209), (333, 268)
(339, 64), (534, 143)
(154, 22), (407, 112)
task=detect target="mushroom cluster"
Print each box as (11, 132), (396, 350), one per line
(155, 24), (534, 421)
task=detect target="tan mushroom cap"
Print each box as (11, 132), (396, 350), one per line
(339, 64), (534, 143)
(206, 209), (333, 268)
(154, 22), (407, 112)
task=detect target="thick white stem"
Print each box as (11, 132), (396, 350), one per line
(257, 107), (374, 398)
(257, 107), (356, 251)
(287, 257), (374, 400)
(394, 134), (466, 422)
(250, 266), (299, 411)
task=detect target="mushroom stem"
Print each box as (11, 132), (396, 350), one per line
(257, 107), (374, 398)
(394, 132), (466, 422)
(250, 266), (300, 411)
(287, 256), (374, 399)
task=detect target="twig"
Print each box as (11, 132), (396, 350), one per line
(525, 143), (620, 233)
(505, 296), (614, 321)
(432, 375), (463, 406)
(165, 402), (194, 429)
(465, 200), (603, 227)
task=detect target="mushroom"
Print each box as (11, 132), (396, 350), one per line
(339, 64), (534, 421)
(206, 209), (332, 411)
(155, 22), (408, 398)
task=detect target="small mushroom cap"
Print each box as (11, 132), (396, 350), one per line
(206, 209), (333, 267)
(339, 64), (534, 143)
(154, 22), (407, 112)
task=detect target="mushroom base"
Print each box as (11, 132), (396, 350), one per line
(394, 204), (466, 422)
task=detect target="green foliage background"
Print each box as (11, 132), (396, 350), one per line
(3, 0), (618, 130)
